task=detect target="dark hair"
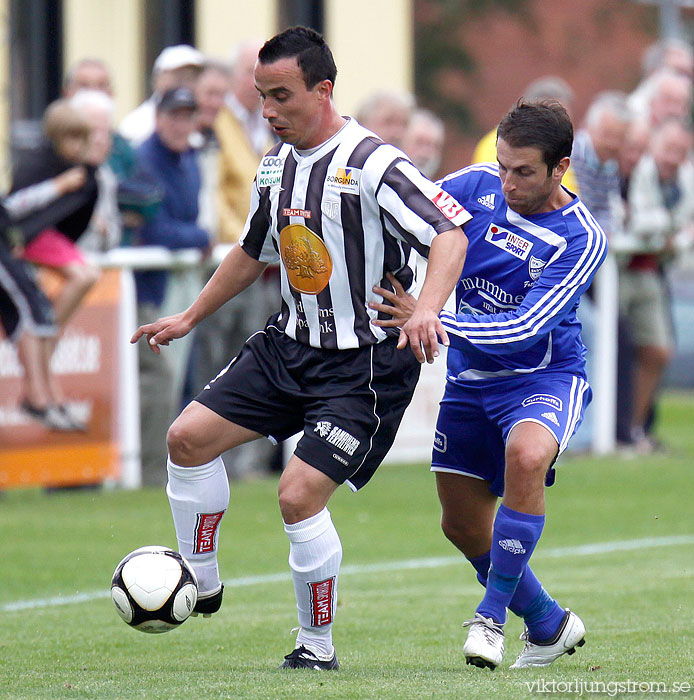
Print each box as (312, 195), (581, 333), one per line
(497, 100), (574, 174)
(258, 26), (337, 89)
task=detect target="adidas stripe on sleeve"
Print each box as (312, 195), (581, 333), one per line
(440, 199), (606, 355)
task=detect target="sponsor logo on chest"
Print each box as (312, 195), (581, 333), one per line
(326, 167), (361, 194)
(459, 276), (524, 308)
(258, 155), (286, 188)
(282, 208), (312, 218)
(280, 224), (332, 295)
(484, 223), (534, 260)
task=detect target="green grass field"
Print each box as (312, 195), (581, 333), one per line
(1, 393), (693, 699)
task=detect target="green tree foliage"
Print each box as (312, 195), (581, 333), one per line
(414, 0), (529, 133)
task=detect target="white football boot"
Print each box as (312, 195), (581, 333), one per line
(462, 613), (505, 670)
(510, 608), (585, 668)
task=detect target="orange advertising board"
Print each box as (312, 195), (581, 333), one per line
(0, 269), (121, 488)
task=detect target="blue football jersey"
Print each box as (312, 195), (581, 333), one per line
(437, 163), (607, 385)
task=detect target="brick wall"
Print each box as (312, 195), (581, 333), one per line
(423, 0), (664, 174)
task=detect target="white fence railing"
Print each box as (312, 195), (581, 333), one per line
(89, 245), (618, 488)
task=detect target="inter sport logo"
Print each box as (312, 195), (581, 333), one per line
(484, 223), (533, 260)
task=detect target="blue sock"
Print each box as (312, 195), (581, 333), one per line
(468, 550), (565, 639)
(476, 504), (545, 625)
(522, 588), (566, 641)
(467, 552), (490, 587)
(468, 547), (565, 638)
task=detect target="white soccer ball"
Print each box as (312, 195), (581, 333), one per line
(111, 545), (198, 633)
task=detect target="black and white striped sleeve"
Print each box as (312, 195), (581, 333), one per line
(239, 179), (279, 263)
(375, 157), (471, 257)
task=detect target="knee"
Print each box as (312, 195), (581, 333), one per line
(167, 417), (202, 466)
(278, 476), (324, 524)
(83, 264), (101, 288)
(440, 512), (487, 557)
(653, 347), (673, 369)
(71, 264), (100, 289)
(440, 513), (466, 548)
(643, 345), (673, 369)
(278, 481), (308, 524)
(505, 440), (552, 480)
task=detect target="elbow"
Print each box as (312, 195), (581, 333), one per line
(436, 226), (468, 272)
(454, 225), (469, 255)
(458, 232), (469, 262)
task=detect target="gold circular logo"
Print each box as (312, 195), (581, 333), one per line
(280, 224), (333, 295)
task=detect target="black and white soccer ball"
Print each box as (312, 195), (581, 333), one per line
(111, 545), (198, 633)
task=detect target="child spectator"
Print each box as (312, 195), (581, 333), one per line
(8, 99), (101, 427)
(1, 169), (91, 430)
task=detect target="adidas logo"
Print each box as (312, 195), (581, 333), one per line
(542, 411), (560, 427)
(477, 193), (496, 210)
(498, 538), (526, 555)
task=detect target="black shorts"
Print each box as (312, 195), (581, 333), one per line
(195, 321), (421, 490)
(0, 243), (55, 341)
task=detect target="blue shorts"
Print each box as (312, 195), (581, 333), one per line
(431, 373), (592, 496)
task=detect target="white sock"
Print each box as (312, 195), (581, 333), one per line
(284, 508), (342, 659)
(166, 456), (229, 595)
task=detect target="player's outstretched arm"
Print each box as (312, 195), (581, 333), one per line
(399, 227), (467, 364)
(131, 244), (267, 354)
(130, 312), (195, 355)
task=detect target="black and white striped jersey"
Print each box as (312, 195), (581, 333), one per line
(240, 117), (471, 349)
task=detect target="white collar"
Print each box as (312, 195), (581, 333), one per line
(294, 117), (351, 159)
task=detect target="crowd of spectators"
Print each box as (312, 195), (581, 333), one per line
(576, 40), (693, 453)
(0, 35), (691, 483)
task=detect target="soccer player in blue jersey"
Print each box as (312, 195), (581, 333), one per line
(372, 100), (606, 669)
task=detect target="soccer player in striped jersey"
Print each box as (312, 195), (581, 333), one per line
(131, 26), (470, 670)
(371, 100), (606, 670)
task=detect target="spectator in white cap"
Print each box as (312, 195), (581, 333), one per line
(133, 85), (210, 484)
(120, 44), (204, 146)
